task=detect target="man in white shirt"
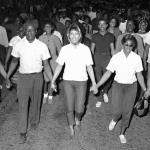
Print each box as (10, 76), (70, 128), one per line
(6, 22), (52, 143)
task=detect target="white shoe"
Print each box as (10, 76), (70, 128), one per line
(48, 95), (53, 104)
(96, 101), (102, 108)
(43, 93), (48, 104)
(103, 93), (109, 103)
(109, 120), (116, 131)
(119, 134), (127, 144)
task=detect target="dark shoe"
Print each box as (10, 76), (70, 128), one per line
(19, 133), (27, 144)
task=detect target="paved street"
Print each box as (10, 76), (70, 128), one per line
(0, 87), (150, 150)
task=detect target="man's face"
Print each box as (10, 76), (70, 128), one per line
(26, 25), (36, 42)
(126, 21), (135, 33)
(98, 20), (108, 32)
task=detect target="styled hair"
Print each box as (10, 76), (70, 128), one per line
(121, 34), (137, 50)
(67, 23), (82, 43)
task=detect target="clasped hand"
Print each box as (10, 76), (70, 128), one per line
(90, 84), (98, 94)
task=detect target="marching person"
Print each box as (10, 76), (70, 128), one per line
(91, 34), (146, 143)
(6, 21), (52, 143)
(51, 23), (97, 137)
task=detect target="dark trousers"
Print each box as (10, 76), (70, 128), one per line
(17, 72), (43, 133)
(94, 53), (112, 100)
(112, 81), (137, 133)
(63, 80), (87, 126)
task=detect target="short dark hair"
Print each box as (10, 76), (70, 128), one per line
(43, 20), (56, 34)
(121, 34), (137, 50)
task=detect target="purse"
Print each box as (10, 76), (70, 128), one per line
(133, 96), (149, 117)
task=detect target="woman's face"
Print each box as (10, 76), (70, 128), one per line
(44, 24), (52, 34)
(123, 40), (134, 54)
(109, 19), (116, 27)
(139, 22), (147, 31)
(69, 29), (81, 45)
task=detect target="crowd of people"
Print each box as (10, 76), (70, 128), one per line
(0, 3), (150, 145)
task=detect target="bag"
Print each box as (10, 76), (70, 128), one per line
(133, 96), (149, 117)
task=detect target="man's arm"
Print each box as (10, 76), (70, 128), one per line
(91, 42), (95, 55)
(7, 56), (19, 79)
(5, 46), (13, 70)
(136, 36), (144, 59)
(0, 61), (6, 79)
(110, 42), (115, 56)
(115, 35), (122, 54)
(43, 59), (53, 81)
(143, 43), (149, 71)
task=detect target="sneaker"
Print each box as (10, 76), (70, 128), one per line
(103, 93), (109, 103)
(96, 101), (102, 108)
(119, 134), (127, 144)
(43, 93), (48, 104)
(48, 95), (53, 104)
(109, 120), (117, 131)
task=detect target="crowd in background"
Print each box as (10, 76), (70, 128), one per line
(0, 1), (150, 144)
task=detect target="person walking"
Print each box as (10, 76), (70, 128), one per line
(91, 18), (115, 107)
(6, 21), (53, 143)
(51, 23), (97, 137)
(91, 34), (146, 143)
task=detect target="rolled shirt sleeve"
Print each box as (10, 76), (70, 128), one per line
(106, 56), (116, 73)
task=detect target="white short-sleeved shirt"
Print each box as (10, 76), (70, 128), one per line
(56, 43), (93, 81)
(106, 50), (143, 84)
(11, 37), (50, 74)
(9, 35), (22, 47)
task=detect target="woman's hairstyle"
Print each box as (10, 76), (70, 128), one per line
(139, 19), (148, 29)
(67, 23), (82, 42)
(121, 34), (137, 51)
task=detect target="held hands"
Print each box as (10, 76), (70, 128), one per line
(50, 82), (57, 93)
(90, 84), (98, 95)
(6, 77), (12, 89)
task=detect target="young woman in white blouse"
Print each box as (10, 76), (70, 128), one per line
(91, 34), (146, 143)
(51, 23), (97, 137)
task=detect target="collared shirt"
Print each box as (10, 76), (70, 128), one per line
(107, 50), (143, 84)
(9, 35), (22, 48)
(0, 26), (9, 47)
(11, 37), (50, 74)
(92, 32), (115, 55)
(115, 33), (144, 58)
(56, 43), (93, 81)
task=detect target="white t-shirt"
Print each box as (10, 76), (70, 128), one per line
(107, 50), (143, 84)
(119, 20), (127, 34)
(9, 35), (22, 47)
(143, 31), (150, 45)
(56, 43), (93, 81)
(11, 37), (50, 74)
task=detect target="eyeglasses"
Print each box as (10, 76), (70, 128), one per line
(124, 44), (133, 47)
